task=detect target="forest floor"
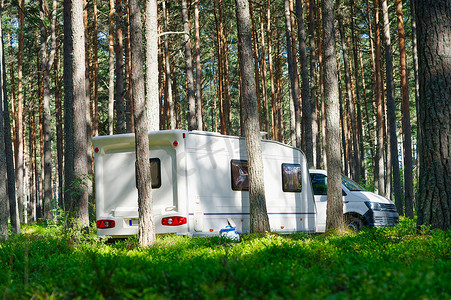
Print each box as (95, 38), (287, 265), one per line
(0, 217), (449, 299)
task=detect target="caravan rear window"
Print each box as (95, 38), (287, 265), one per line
(231, 160), (249, 191)
(282, 164), (302, 192)
(150, 158), (161, 189)
(135, 158), (161, 189)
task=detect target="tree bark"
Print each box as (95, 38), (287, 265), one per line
(0, 16), (9, 240)
(2, 32), (19, 233)
(181, 0), (197, 131)
(40, 0), (57, 220)
(296, 0), (313, 168)
(416, 0), (451, 230)
(130, 0), (156, 246)
(381, 0), (403, 213)
(162, 0), (175, 129)
(16, 0), (25, 223)
(284, 0), (301, 148)
(194, 0), (203, 130)
(337, 5), (360, 182)
(322, 0), (344, 231)
(396, 0), (414, 218)
(64, 0), (90, 230)
(374, 0), (385, 195)
(146, 0), (159, 131)
(116, 0), (126, 133)
(108, 0), (115, 134)
(308, 0), (319, 167)
(236, 0), (270, 233)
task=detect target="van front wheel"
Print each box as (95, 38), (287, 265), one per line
(346, 216), (363, 231)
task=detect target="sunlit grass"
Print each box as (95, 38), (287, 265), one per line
(0, 218), (449, 299)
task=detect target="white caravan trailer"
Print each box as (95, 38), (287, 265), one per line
(93, 130), (316, 238)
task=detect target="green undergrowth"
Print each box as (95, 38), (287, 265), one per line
(0, 218), (449, 299)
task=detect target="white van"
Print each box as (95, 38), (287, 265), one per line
(309, 169), (399, 232)
(93, 130), (317, 238)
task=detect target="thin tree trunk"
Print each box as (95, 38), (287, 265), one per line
(374, 0), (385, 195)
(416, 0), (451, 230)
(40, 0), (57, 220)
(396, 0), (414, 218)
(267, 0), (277, 141)
(181, 0), (197, 131)
(16, 0), (25, 223)
(308, 0), (319, 167)
(338, 4), (360, 181)
(194, 0), (203, 130)
(296, 0), (313, 168)
(145, 0), (159, 131)
(284, 0), (301, 147)
(236, 0), (270, 233)
(108, 0), (115, 134)
(0, 16), (9, 239)
(91, 0), (98, 137)
(116, 0), (125, 133)
(162, 0), (175, 129)
(382, 0), (403, 212)
(124, 0), (134, 132)
(55, 46), (64, 209)
(131, 0), (155, 246)
(2, 33), (19, 233)
(322, 0), (344, 231)
(350, 0), (365, 182)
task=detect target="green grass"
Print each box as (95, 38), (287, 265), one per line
(0, 218), (450, 299)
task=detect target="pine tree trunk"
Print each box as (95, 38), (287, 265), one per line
(55, 46), (64, 210)
(308, 0), (319, 168)
(115, 0), (126, 134)
(338, 5), (360, 182)
(322, 0), (344, 231)
(124, 0), (134, 132)
(91, 0), (99, 137)
(374, 0), (385, 195)
(145, 0), (159, 131)
(0, 17), (9, 240)
(16, 0), (25, 223)
(416, 0), (451, 230)
(194, 0), (203, 130)
(296, 0), (313, 168)
(162, 0), (175, 129)
(381, 0), (403, 212)
(350, 0), (365, 182)
(267, 0), (277, 141)
(130, 0), (155, 246)
(236, 0), (270, 233)
(108, 0), (115, 134)
(181, 0), (197, 131)
(2, 34), (19, 233)
(284, 0), (301, 148)
(396, 0), (414, 218)
(64, 0), (90, 231)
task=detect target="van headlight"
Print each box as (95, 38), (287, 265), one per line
(365, 202), (383, 211)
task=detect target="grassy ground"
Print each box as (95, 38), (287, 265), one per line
(0, 218), (449, 299)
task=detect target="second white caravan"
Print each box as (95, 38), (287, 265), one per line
(93, 130), (317, 237)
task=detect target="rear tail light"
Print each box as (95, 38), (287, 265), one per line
(96, 220), (116, 229)
(161, 216), (187, 226)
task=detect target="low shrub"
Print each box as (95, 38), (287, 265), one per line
(0, 218), (449, 299)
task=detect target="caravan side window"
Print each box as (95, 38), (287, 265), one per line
(150, 158), (161, 189)
(282, 164), (302, 192)
(135, 158), (161, 189)
(231, 160), (249, 191)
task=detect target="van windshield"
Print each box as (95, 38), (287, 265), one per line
(341, 176), (365, 191)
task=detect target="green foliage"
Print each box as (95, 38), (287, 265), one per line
(0, 219), (449, 299)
